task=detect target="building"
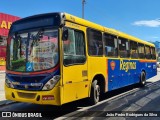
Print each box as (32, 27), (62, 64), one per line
(151, 41), (160, 54)
(150, 41), (160, 62)
(0, 13), (20, 71)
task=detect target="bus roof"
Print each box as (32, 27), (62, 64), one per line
(64, 13), (155, 47)
(10, 12), (154, 47)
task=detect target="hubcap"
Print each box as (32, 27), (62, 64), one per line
(142, 74), (145, 84)
(95, 85), (100, 99)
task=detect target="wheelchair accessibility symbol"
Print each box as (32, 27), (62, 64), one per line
(26, 62), (33, 71)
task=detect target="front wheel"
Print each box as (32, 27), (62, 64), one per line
(139, 71), (146, 87)
(88, 80), (100, 105)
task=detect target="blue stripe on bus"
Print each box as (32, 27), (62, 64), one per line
(108, 59), (157, 91)
(6, 68), (60, 91)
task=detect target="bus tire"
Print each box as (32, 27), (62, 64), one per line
(89, 80), (100, 105)
(139, 71), (146, 87)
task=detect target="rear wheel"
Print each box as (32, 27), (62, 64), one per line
(139, 71), (146, 87)
(89, 80), (100, 105)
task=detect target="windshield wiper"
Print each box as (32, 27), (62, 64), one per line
(31, 29), (44, 47)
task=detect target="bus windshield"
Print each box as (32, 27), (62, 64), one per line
(7, 28), (59, 72)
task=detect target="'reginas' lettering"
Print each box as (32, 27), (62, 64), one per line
(120, 60), (136, 72)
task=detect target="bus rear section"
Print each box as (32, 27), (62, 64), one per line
(103, 34), (157, 91)
(107, 59), (157, 91)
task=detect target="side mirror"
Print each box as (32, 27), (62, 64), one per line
(62, 29), (68, 41)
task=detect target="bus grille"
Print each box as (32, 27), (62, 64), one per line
(9, 75), (47, 91)
(17, 92), (36, 99)
(12, 76), (46, 83)
(15, 84), (43, 91)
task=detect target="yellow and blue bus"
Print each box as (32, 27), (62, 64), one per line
(5, 12), (157, 105)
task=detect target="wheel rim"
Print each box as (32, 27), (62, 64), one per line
(142, 74), (145, 84)
(95, 85), (100, 101)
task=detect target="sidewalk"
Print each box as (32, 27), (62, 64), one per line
(0, 72), (15, 106)
(0, 72), (5, 102)
(0, 65), (5, 73)
(0, 66), (6, 102)
(0, 94), (5, 101)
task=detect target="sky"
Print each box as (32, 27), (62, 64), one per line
(1, 0), (160, 42)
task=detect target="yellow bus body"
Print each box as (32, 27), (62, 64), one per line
(5, 12), (156, 105)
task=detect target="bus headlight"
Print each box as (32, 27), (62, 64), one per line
(42, 75), (60, 90)
(5, 76), (14, 88)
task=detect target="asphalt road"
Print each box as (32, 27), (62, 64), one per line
(0, 70), (160, 120)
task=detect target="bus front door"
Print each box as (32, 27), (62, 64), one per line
(62, 28), (89, 104)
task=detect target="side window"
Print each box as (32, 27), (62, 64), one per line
(130, 41), (138, 58)
(119, 38), (130, 58)
(104, 33), (118, 57)
(138, 43), (145, 59)
(145, 45), (151, 59)
(151, 47), (156, 59)
(63, 28), (86, 65)
(87, 28), (103, 56)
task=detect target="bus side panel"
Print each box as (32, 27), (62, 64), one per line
(108, 59), (157, 91)
(88, 57), (107, 92)
(139, 60), (157, 80)
(151, 62), (157, 77)
(108, 59), (136, 91)
(108, 59), (120, 90)
(108, 59), (135, 91)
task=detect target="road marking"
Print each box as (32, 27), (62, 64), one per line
(55, 88), (140, 120)
(154, 89), (160, 94)
(123, 103), (141, 111)
(55, 80), (160, 120)
(146, 92), (160, 99)
(135, 97), (151, 107)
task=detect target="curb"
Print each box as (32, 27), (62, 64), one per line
(0, 100), (16, 107)
(0, 71), (5, 73)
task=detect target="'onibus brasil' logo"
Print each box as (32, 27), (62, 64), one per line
(120, 60), (136, 72)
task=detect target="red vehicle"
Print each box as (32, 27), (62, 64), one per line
(0, 46), (6, 57)
(0, 46), (6, 71)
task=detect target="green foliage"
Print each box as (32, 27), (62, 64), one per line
(11, 59), (25, 69)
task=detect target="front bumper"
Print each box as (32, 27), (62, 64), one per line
(5, 85), (62, 106)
